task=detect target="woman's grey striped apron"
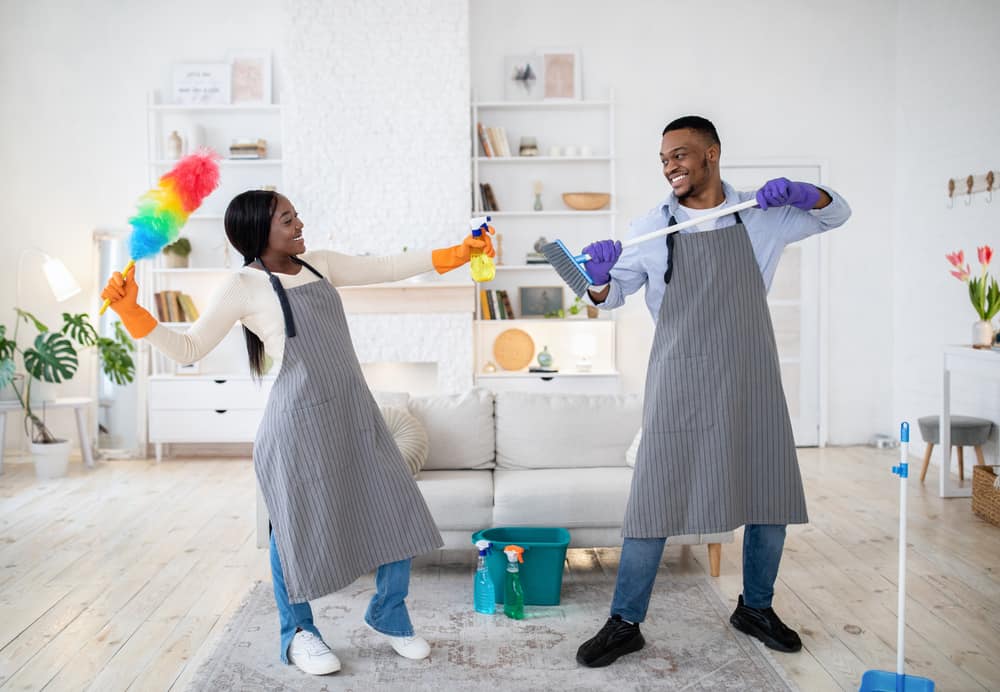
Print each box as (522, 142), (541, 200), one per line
(254, 263), (443, 603)
(624, 218), (808, 538)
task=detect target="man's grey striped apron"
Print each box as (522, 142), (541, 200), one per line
(254, 262), (443, 603)
(624, 217), (808, 538)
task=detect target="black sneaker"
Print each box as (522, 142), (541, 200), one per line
(576, 615), (645, 667)
(729, 595), (802, 652)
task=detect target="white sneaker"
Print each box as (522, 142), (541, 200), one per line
(365, 621), (431, 660)
(287, 630), (341, 675)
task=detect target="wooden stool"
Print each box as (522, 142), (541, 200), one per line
(917, 415), (993, 483)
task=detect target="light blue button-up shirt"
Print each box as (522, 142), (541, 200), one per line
(595, 181), (851, 320)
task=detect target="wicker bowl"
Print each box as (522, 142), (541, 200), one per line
(562, 192), (611, 211)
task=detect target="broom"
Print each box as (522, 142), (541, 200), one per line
(540, 198), (759, 297)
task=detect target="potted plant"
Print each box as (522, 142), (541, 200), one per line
(163, 237), (192, 268)
(945, 245), (1000, 347)
(0, 309), (136, 477)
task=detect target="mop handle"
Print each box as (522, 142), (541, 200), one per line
(618, 198), (760, 250)
(893, 422), (910, 677)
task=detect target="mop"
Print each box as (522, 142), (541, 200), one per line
(858, 422), (936, 691)
(540, 198), (759, 297)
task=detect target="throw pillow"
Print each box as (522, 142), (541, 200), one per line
(380, 405), (429, 477)
(625, 428), (642, 468)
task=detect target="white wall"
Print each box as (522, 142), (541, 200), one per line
(892, 1), (1000, 466)
(0, 0), (284, 454)
(471, 0), (896, 444)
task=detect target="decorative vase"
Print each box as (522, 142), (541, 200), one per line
(537, 346), (553, 368)
(972, 320), (995, 347)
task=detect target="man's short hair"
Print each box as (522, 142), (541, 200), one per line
(662, 115), (720, 147)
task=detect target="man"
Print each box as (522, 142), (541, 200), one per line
(576, 115), (851, 668)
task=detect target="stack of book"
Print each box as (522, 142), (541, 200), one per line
(229, 138), (267, 159)
(479, 289), (515, 320)
(478, 183), (500, 211)
(476, 123), (511, 157)
(153, 291), (200, 323)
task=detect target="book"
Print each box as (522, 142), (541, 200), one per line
(153, 292), (169, 321)
(483, 183), (499, 212)
(498, 290), (515, 319)
(476, 122), (494, 157)
(178, 293), (200, 321)
(164, 290), (181, 323)
(480, 289), (491, 320)
(495, 290), (507, 319)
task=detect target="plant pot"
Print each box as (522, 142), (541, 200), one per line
(972, 320), (994, 347)
(164, 253), (189, 269)
(30, 439), (70, 479)
(586, 305), (599, 319)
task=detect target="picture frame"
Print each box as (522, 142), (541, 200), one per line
(171, 62), (231, 105)
(539, 48), (581, 101)
(503, 54), (543, 101)
(519, 285), (564, 317)
(228, 51), (272, 105)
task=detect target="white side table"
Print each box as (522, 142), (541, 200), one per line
(940, 346), (1000, 497)
(0, 396), (95, 474)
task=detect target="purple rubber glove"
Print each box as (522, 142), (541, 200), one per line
(582, 239), (622, 285)
(756, 177), (820, 211)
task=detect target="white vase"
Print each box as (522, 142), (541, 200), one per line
(972, 320), (995, 347)
(31, 439), (70, 479)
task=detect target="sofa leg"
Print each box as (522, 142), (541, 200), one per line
(707, 543), (721, 577)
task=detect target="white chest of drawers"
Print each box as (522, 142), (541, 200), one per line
(147, 375), (275, 461)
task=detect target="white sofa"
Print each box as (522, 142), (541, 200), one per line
(406, 388), (733, 575)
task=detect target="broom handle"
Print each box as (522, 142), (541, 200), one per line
(97, 259), (135, 316)
(896, 422), (909, 676)
(619, 198), (760, 250)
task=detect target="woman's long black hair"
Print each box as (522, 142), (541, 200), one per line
(224, 190), (278, 378)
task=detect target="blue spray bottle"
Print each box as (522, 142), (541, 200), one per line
(473, 539), (496, 614)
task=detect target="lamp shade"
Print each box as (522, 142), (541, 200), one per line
(42, 256), (81, 302)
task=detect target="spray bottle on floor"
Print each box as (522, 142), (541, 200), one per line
(473, 539), (495, 614)
(503, 545), (525, 620)
(469, 215), (495, 282)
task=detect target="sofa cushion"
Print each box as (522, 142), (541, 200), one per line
(492, 468), (632, 528)
(379, 406), (428, 476)
(415, 470), (493, 531)
(625, 428), (642, 468)
(409, 388), (495, 470)
(371, 390), (410, 409)
(495, 391), (642, 469)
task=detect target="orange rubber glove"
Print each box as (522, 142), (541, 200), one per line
(100, 265), (158, 338)
(431, 225), (496, 274)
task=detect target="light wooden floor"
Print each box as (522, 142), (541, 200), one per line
(0, 446), (997, 691)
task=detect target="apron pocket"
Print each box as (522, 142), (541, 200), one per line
(645, 354), (717, 433)
(285, 400), (373, 484)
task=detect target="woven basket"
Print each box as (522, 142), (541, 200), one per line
(972, 465), (1000, 527)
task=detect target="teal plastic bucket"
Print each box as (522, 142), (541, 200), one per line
(471, 527), (571, 606)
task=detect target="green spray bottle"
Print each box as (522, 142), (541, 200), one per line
(503, 545), (525, 620)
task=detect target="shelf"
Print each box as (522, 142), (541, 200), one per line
(477, 370), (619, 378)
(485, 210), (614, 218)
(150, 159), (282, 167)
(490, 264), (556, 271)
(475, 156), (611, 163)
(151, 267), (232, 274)
(149, 104), (281, 113)
(474, 100), (612, 109)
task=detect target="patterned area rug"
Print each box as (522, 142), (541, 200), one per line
(190, 555), (795, 691)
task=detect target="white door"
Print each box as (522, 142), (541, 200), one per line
(722, 162), (825, 446)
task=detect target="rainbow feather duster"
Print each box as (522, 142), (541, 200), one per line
(100, 149), (221, 314)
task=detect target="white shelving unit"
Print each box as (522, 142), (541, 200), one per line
(471, 93), (619, 394)
(143, 91), (283, 458)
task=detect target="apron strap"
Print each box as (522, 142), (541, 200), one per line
(254, 257), (299, 338)
(663, 209), (744, 285)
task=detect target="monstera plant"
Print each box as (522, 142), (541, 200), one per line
(0, 309), (135, 444)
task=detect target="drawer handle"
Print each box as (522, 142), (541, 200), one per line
(214, 409), (228, 414)
(213, 379), (227, 384)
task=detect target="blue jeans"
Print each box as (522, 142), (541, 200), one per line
(610, 524), (787, 622)
(270, 532), (415, 663)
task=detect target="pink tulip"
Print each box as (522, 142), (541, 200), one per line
(950, 264), (971, 281)
(978, 245), (993, 267)
(946, 250), (965, 268)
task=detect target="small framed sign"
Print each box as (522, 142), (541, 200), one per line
(229, 52), (272, 105)
(172, 63), (231, 105)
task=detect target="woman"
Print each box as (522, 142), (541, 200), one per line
(102, 190), (494, 676)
